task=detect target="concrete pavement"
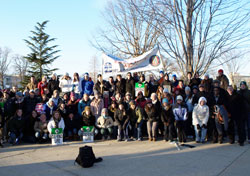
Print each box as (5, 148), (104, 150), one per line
(0, 140), (249, 176)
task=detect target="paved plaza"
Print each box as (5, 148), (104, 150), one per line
(0, 140), (250, 176)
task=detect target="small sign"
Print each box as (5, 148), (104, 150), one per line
(135, 83), (145, 96)
(82, 126), (94, 143)
(51, 128), (63, 145)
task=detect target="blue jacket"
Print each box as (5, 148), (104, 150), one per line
(172, 103), (187, 121)
(78, 99), (91, 116)
(81, 78), (94, 95)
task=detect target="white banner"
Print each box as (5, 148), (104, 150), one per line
(102, 48), (164, 77)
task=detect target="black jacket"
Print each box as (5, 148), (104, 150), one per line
(125, 78), (135, 99)
(48, 79), (60, 97)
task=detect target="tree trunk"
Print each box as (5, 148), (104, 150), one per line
(186, 0), (194, 75)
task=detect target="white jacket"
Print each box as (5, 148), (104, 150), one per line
(59, 78), (72, 93)
(96, 116), (114, 128)
(47, 118), (65, 134)
(192, 97), (209, 126)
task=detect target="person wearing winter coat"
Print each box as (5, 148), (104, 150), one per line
(72, 72), (81, 99)
(26, 76), (37, 91)
(44, 98), (57, 120)
(7, 109), (25, 145)
(144, 99), (160, 141)
(216, 69), (229, 90)
(59, 73), (72, 97)
(94, 74), (109, 96)
(201, 74), (213, 93)
(127, 100), (144, 141)
(172, 95), (188, 143)
(211, 86), (229, 144)
(66, 92), (79, 116)
(64, 112), (79, 140)
(115, 74), (126, 96)
(227, 86), (245, 146)
(190, 73), (201, 88)
(138, 74), (149, 97)
(238, 81), (250, 144)
(161, 73), (172, 93)
(23, 90), (39, 117)
(47, 73), (60, 97)
(79, 73), (94, 97)
(57, 102), (68, 120)
(148, 75), (159, 97)
(125, 72), (135, 99)
(135, 91), (147, 109)
(90, 93), (104, 120)
(23, 110), (38, 143)
(185, 86), (194, 138)
(47, 111), (65, 136)
(161, 98), (176, 142)
(13, 91), (25, 112)
(38, 76), (48, 96)
(34, 113), (49, 142)
(96, 108), (114, 140)
(51, 90), (63, 107)
(78, 106), (97, 137)
(78, 93), (91, 116)
(114, 103), (129, 141)
(192, 97), (209, 143)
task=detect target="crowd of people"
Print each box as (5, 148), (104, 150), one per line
(0, 69), (250, 147)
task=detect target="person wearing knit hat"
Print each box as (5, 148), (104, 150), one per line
(161, 97), (175, 142)
(44, 98), (57, 120)
(96, 108), (114, 140)
(176, 95), (183, 101)
(173, 94), (188, 143)
(162, 98), (169, 104)
(192, 97), (209, 143)
(238, 80), (250, 144)
(80, 72), (94, 97)
(171, 74), (179, 88)
(216, 69), (229, 90)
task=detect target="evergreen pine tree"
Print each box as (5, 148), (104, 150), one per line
(24, 20), (60, 82)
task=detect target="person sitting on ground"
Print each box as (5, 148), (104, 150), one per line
(7, 109), (25, 145)
(96, 108), (114, 140)
(34, 113), (49, 143)
(78, 106), (97, 138)
(47, 111), (65, 137)
(64, 112), (79, 141)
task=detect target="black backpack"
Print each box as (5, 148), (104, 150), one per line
(75, 145), (103, 168)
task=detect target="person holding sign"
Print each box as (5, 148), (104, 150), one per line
(47, 111), (65, 137)
(96, 108), (114, 140)
(78, 106), (97, 138)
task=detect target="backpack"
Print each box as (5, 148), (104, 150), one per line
(75, 145), (103, 168)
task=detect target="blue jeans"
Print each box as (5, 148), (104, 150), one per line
(133, 120), (144, 140)
(9, 132), (23, 144)
(67, 128), (78, 137)
(194, 125), (207, 142)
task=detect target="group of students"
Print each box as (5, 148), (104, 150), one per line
(0, 69), (250, 147)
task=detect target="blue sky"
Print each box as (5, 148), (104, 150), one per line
(0, 0), (109, 76)
(0, 0), (249, 78)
